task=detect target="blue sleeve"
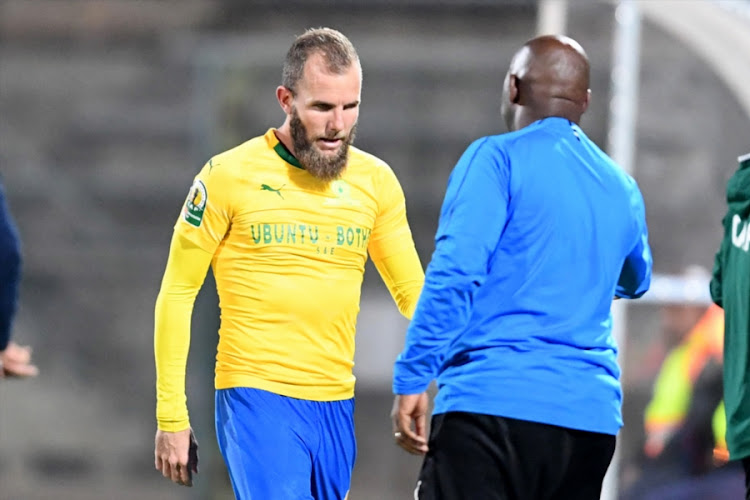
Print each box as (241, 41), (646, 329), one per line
(0, 181), (22, 351)
(615, 184), (652, 299)
(393, 138), (510, 394)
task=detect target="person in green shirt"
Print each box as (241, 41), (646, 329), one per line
(710, 151), (750, 499)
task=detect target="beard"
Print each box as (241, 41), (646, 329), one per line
(290, 107), (356, 182)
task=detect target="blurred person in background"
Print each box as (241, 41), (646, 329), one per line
(0, 177), (38, 379)
(391, 34), (651, 500)
(643, 299), (725, 465)
(658, 285), (711, 353)
(711, 152), (750, 500)
(152, 28), (424, 499)
(622, 291), (745, 500)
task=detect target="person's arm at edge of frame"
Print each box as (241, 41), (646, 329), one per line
(154, 232), (212, 487)
(391, 138), (509, 455)
(0, 180), (37, 378)
(615, 182), (652, 300)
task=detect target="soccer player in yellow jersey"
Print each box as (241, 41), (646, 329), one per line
(153, 28), (424, 499)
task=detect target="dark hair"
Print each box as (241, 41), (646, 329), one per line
(282, 28), (360, 94)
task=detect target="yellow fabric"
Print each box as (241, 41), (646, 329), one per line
(713, 400), (727, 450)
(372, 250), (423, 319)
(154, 234), (213, 431)
(644, 345), (692, 431)
(155, 129), (423, 429)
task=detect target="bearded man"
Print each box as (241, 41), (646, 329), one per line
(152, 27), (424, 500)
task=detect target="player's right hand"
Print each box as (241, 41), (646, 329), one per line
(155, 428), (197, 487)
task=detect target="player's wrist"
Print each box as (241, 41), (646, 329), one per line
(157, 419), (191, 433)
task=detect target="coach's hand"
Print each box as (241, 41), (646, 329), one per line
(155, 428), (197, 487)
(392, 392), (429, 455)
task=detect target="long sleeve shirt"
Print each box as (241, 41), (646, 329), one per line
(393, 118), (651, 435)
(155, 130), (424, 431)
(0, 180), (22, 351)
(710, 152), (750, 459)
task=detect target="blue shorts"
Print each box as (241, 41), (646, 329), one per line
(215, 387), (356, 500)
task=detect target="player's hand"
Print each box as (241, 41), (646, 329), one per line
(391, 393), (429, 455)
(155, 428), (198, 487)
(0, 341), (39, 378)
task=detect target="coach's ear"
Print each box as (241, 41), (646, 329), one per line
(581, 88), (592, 114)
(276, 85), (294, 115)
(508, 74), (520, 104)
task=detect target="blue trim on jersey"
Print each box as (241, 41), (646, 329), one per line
(393, 118), (652, 435)
(216, 388), (356, 500)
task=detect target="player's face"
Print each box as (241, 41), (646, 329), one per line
(289, 53), (361, 181)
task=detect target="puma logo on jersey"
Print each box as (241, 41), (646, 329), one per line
(732, 214), (750, 252)
(261, 184), (285, 199)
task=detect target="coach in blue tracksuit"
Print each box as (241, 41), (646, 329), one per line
(0, 178), (37, 378)
(392, 35), (652, 500)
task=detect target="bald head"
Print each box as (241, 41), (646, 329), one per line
(501, 35), (591, 131)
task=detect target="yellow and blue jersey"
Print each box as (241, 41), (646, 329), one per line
(155, 129), (423, 429)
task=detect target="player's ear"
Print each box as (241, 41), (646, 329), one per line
(276, 86), (294, 114)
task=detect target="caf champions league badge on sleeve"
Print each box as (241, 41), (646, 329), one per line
(183, 180), (207, 227)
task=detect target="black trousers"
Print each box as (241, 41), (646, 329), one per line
(743, 456), (750, 500)
(415, 412), (616, 500)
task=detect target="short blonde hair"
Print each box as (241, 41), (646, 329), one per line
(281, 27), (360, 94)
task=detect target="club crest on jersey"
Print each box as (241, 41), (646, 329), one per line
(332, 180), (350, 198)
(183, 180), (207, 227)
(325, 180), (361, 207)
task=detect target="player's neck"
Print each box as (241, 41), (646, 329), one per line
(274, 125), (296, 157)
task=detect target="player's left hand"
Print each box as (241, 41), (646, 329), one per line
(391, 392), (429, 455)
(0, 341), (39, 378)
